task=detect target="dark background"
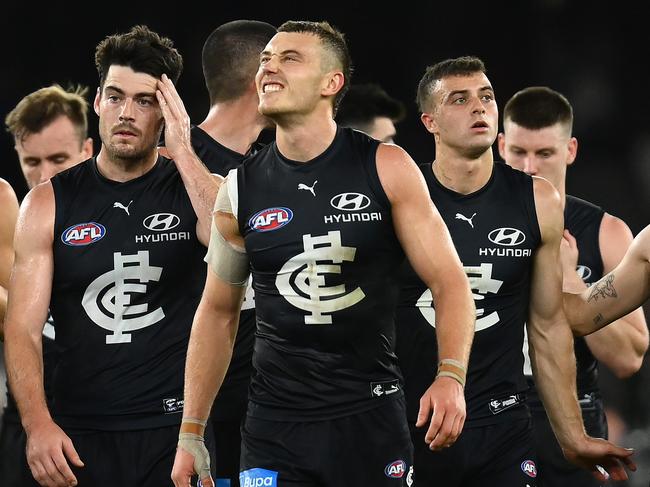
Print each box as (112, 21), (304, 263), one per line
(1, 2), (649, 483)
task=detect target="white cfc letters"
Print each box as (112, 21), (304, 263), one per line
(417, 263), (503, 331)
(275, 231), (365, 324)
(82, 251), (165, 344)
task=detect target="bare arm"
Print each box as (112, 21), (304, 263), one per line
(4, 182), (83, 486)
(377, 145), (475, 450)
(172, 180), (247, 487)
(5, 183), (53, 429)
(156, 74), (219, 246)
(0, 179), (19, 331)
(564, 224), (650, 336)
(182, 247), (246, 421)
(527, 177), (635, 482)
(583, 215), (648, 377)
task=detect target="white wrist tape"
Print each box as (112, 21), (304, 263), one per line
(178, 432), (211, 479)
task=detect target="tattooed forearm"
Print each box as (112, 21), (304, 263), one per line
(587, 274), (618, 302)
(593, 313), (605, 327)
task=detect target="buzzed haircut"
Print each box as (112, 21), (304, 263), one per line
(277, 20), (353, 113)
(416, 56), (486, 112)
(202, 20), (276, 105)
(336, 83), (406, 132)
(504, 86), (573, 133)
(5, 84), (89, 145)
(95, 24), (183, 88)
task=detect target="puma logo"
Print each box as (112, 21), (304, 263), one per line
(298, 180), (318, 197)
(113, 200), (133, 215)
(455, 212), (476, 228)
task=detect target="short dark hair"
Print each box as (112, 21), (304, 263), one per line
(278, 20), (353, 113)
(95, 25), (183, 88)
(5, 84), (89, 144)
(202, 20), (276, 105)
(504, 86), (573, 132)
(416, 56), (486, 112)
(336, 83), (406, 131)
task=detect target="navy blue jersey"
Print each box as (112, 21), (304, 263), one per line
(50, 157), (205, 430)
(397, 162), (541, 426)
(236, 127), (405, 421)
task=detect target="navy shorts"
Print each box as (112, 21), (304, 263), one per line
(0, 417), (40, 486)
(212, 418), (244, 487)
(411, 417), (538, 486)
(532, 393), (607, 487)
(67, 424), (214, 487)
(240, 397), (414, 486)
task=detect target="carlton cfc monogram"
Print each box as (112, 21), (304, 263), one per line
(82, 250), (165, 343)
(275, 230), (365, 324)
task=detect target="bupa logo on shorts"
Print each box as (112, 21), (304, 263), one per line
(61, 222), (106, 246)
(385, 460), (407, 478)
(330, 192), (371, 211)
(249, 207), (293, 232)
(239, 468), (278, 487)
(521, 459), (537, 478)
(143, 213), (180, 231)
(488, 227), (526, 246)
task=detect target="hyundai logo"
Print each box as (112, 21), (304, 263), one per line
(330, 192), (371, 211)
(576, 265), (592, 281)
(487, 227), (526, 246)
(143, 213), (181, 231)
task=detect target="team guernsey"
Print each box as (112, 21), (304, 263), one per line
(235, 127), (405, 421)
(190, 125), (256, 421)
(49, 156), (205, 430)
(396, 161), (541, 426)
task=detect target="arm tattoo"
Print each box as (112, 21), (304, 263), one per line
(587, 274), (618, 302)
(593, 313), (605, 327)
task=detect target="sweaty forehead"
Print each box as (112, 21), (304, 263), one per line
(505, 122), (567, 148)
(264, 31), (320, 56)
(438, 71), (492, 95)
(103, 65), (158, 93)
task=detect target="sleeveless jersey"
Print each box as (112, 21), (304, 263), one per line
(236, 127), (405, 421)
(396, 161), (541, 426)
(50, 157), (205, 430)
(190, 125), (256, 421)
(527, 195), (605, 409)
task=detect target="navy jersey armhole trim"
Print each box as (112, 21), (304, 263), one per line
(363, 141), (392, 212)
(522, 176), (542, 247)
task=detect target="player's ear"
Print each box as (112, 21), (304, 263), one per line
(566, 137), (578, 166)
(420, 112), (438, 135)
(93, 87), (101, 116)
(497, 133), (507, 160)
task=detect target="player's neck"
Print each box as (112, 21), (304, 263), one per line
(95, 148), (158, 182)
(274, 111), (337, 163)
(432, 149), (493, 195)
(199, 99), (267, 156)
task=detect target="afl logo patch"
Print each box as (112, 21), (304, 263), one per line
(385, 460), (406, 478)
(521, 460), (537, 478)
(249, 207), (293, 232)
(61, 222), (106, 246)
(488, 227), (526, 246)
